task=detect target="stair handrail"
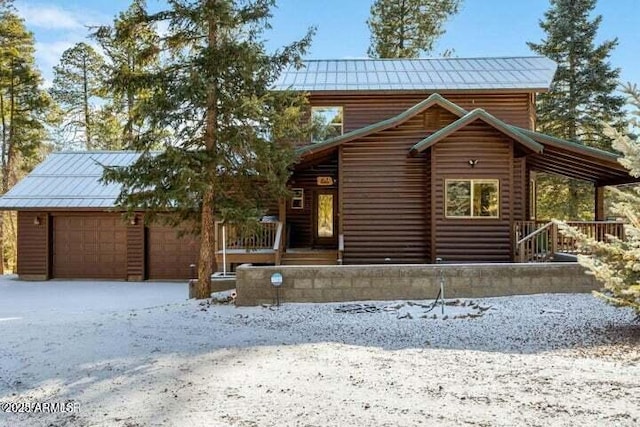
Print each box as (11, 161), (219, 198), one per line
(516, 221), (555, 263)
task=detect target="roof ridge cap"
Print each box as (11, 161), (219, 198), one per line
(301, 55), (551, 62)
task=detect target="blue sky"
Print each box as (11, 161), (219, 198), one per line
(15, 0), (640, 89)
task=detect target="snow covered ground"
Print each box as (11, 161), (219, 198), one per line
(0, 275), (638, 427)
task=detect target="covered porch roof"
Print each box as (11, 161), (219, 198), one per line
(514, 128), (634, 186)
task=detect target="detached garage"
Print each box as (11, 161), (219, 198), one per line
(0, 152), (200, 281)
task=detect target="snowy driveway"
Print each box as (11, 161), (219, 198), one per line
(0, 276), (187, 319)
(0, 276), (639, 426)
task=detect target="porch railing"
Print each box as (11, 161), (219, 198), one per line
(215, 221), (281, 251)
(514, 220), (625, 263)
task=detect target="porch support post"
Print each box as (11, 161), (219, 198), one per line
(595, 185), (605, 221)
(278, 197), (287, 251)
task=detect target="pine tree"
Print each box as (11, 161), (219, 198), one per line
(102, 0), (314, 299)
(560, 84), (640, 316)
(367, 0), (461, 58)
(0, 1), (51, 272)
(51, 42), (106, 150)
(93, 0), (160, 145)
(528, 0), (625, 220)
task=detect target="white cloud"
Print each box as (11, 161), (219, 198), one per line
(15, 2), (111, 87)
(16, 2), (110, 30)
(18, 3), (81, 30)
(35, 39), (77, 68)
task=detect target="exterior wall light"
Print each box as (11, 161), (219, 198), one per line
(468, 159), (478, 167)
(33, 216), (41, 226)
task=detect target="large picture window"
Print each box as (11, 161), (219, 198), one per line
(311, 106), (343, 142)
(445, 179), (499, 218)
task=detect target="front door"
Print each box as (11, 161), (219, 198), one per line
(313, 189), (338, 247)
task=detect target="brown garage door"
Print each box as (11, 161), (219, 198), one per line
(148, 225), (199, 280)
(53, 215), (127, 279)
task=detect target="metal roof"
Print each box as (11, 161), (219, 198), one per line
(274, 56), (557, 92)
(0, 151), (140, 209)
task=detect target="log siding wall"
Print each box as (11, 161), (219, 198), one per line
(127, 218), (145, 281)
(513, 158), (526, 222)
(341, 114), (436, 264)
(17, 211), (49, 279)
(424, 149), (433, 262)
(432, 123), (515, 262)
(309, 92), (533, 133)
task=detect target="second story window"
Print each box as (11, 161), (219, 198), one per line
(311, 106), (343, 143)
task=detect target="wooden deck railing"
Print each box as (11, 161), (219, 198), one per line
(514, 220), (625, 263)
(215, 221), (281, 251)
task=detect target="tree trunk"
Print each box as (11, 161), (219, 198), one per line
(83, 56), (91, 149)
(398, 0), (406, 55)
(125, 54), (135, 145)
(195, 4), (219, 299)
(197, 188), (215, 298)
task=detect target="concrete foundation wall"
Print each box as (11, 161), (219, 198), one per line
(235, 263), (601, 306)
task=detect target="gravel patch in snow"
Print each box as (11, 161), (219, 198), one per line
(0, 276), (638, 426)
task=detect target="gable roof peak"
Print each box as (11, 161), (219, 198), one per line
(410, 108), (544, 155)
(298, 93), (467, 159)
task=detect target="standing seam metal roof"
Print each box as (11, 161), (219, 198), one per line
(0, 151), (141, 209)
(274, 56), (557, 91)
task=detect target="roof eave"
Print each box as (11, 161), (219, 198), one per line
(410, 109), (544, 156)
(297, 93), (468, 160)
(513, 127), (621, 164)
(289, 87), (553, 95)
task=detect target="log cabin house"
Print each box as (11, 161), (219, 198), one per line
(1, 56), (638, 280)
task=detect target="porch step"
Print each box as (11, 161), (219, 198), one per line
(281, 250), (338, 266)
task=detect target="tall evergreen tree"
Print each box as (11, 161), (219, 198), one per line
(561, 84), (640, 317)
(528, 0), (625, 220)
(367, 0), (461, 58)
(93, 0), (160, 146)
(102, 0), (314, 298)
(51, 42), (106, 150)
(0, 1), (51, 272)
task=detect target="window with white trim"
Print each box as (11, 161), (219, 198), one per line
(291, 188), (304, 209)
(311, 106), (343, 142)
(445, 179), (500, 218)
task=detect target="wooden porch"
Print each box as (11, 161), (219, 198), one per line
(214, 221), (340, 269)
(514, 220), (625, 263)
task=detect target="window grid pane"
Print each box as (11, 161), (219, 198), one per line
(446, 179), (499, 218)
(446, 181), (471, 217)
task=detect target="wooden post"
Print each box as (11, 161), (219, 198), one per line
(595, 185), (605, 221)
(550, 223), (558, 259)
(278, 197), (286, 252)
